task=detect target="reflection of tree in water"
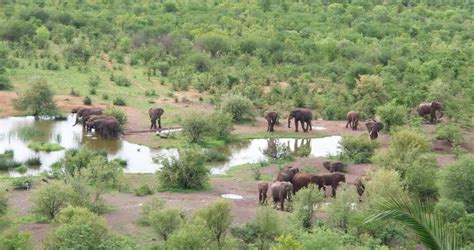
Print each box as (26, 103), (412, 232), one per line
(263, 138), (292, 160)
(216, 139), (251, 157)
(81, 134), (121, 154)
(291, 138), (311, 157)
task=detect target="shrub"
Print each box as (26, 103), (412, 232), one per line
(158, 149), (209, 190)
(434, 198), (466, 223)
(166, 217), (212, 249)
(0, 189), (7, 216)
(102, 94), (109, 100)
(326, 184), (359, 231)
(149, 208), (183, 241)
(28, 142), (64, 152)
(292, 185), (323, 229)
(104, 107), (127, 126)
(273, 234), (303, 250)
(163, 2), (178, 12)
(43, 206), (109, 249)
(251, 166), (261, 180)
(198, 33), (230, 57)
(32, 182), (75, 219)
(188, 53), (211, 72)
(110, 158), (127, 167)
(262, 139), (293, 160)
(338, 135), (379, 163)
(0, 228), (33, 250)
(13, 78), (58, 117)
(14, 165), (27, 174)
(234, 207), (283, 249)
(376, 102), (407, 131)
(0, 158), (21, 170)
(194, 200), (232, 245)
(435, 122), (464, 145)
(113, 97), (126, 106)
(12, 176), (32, 189)
(88, 75), (101, 88)
(0, 74), (12, 90)
(458, 214), (474, 244)
(438, 155), (474, 213)
(300, 228), (344, 249)
(354, 75), (388, 116)
(137, 198), (165, 226)
(51, 148), (103, 178)
(208, 111), (233, 139)
(112, 75), (131, 87)
(204, 149), (228, 162)
(403, 153), (438, 201)
(24, 157), (41, 166)
(182, 113), (211, 143)
(83, 96), (92, 105)
(220, 95), (255, 122)
(134, 184), (154, 196)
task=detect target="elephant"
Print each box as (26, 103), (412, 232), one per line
(323, 161), (347, 173)
(71, 107), (84, 114)
(85, 115), (116, 132)
(355, 175), (370, 199)
(149, 108), (165, 130)
(416, 101), (444, 124)
(365, 119), (384, 140)
(88, 117), (121, 139)
(290, 173), (321, 193)
(264, 111), (278, 132)
(288, 109), (313, 132)
(346, 111), (360, 130)
(73, 107), (103, 127)
(276, 166), (300, 182)
(257, 181), (269, 205)
(314, 172), (346, 197)
(271, 181), (294, 211)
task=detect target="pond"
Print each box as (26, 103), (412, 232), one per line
(0, 116), (341, 176)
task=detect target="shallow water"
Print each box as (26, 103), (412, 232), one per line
(0, 116), (341, 176)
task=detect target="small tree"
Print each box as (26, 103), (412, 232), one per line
(32, 182), (75, 219)
(338, 135), (379, 163)
(13, 78), (58, 118)
(182, 113), (212, 143)
(434, 198), (466, 223)
(354, 75), (388, 116)
(0, 188), (7, 216)
(292, 186), (323, 229)
(327, 184), (359, 231)
(158, 149), (209, 190)
(209, 112), (233, 139)
(376, 101), (407, 132)
(0, 228), (33, 250)
(404, 154), (438, 201)
(34, 26), (50, 49)
(435, 122), (464, 145)
(149, 208), (183, 241)
(166, 217), (212, 249)
(220, 95), (255, 122)
(194, 200), (233, 245)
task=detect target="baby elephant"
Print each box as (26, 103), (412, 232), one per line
(365, 119), (384, 140)
(346, 111), (360, 130)
(323, 161), (347, 173)
(271, 181), (294, 211)
(257, 181), (269, 204)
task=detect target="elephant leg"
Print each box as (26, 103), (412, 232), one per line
(346, 120), (350, 128)
(158, 118), (162, 129)
(150, 119), (155, 130)
(332, 185), (337, 197)
(259, 192), (262, 204)
(308, 120), (312, 131)
(294, 120), (299, 132)
(263, 193), (267, 204)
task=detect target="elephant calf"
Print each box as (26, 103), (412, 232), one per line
(149, 107), (165, 130)
(355, 175), (370, 201)
(346, 111), (360, 130)
(365, 119), (384, 140)
(416, 101), (444, 124)
(271, 181), (293, 211)
(264, 111), (278, 132)
(257, 181), (269, 205)
(323, 161), (347, 173)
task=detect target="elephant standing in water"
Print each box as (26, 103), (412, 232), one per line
(264, 111), (278, 132)
(365, 119), (384, 140)
(72, 107), (103, 127)
(416, 101), (444, 124)
(288, 109), (313, 132)
(85, 115), (117, 132)
(88, 117), (121, 139)
(346, 111), (360, 130)
(271, 181), (294, 211)
(149, 108), (165, 130)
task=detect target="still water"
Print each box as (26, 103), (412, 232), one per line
(0, 116), (341, 176)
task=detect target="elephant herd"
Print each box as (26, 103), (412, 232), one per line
(258, 161), (353, 211)
(266, 100), (443, 140)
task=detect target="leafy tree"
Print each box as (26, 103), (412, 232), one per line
(194, 200), (233, 245)
(0, 228), (33, 250)
(34, 26), (50, 49)
(198, 33), (230, 57)
(273, 234), (302, 250)
(354, 75), (389, 116)
(13, 78), (58, 117)
(149, 208), (183, 241)
(0, 45), (10, 90)
(32, 182), (76, 220)
(376, 101), (407, 132)
(435, 122), (464, 145)
(327, 184), (359, 231)
(434, 198), (466, 223)
(166, 217), (212, 249)
(438, 155), (474, 213)
(220, 95), (255, 122)
(292, 185), (323, 229)
(182, 113), (212, 143)
(338, 135), (379, 163)
(300, 228), (344, 249)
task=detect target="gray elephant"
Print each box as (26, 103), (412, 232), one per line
(288, 109), (313, 132)
(346, 111), (360, 130)
(314, 172), (346, 197)
(276, 166), (300, 182)
(88, 117), (121, 139)
(73, 107), (103, 127)
(323, 161), (347, 173)
(355, 175), (369, 200)
(149, 108), (165, 130)
(85, 115), (117, 132)
(416, 101), (444, 124)
(257, 181), (269, 204)
(365, 119), (384, 140)
(264, 111), (278, 132)
(271, 181), (294, 211)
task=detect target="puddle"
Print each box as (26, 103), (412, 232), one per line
(221, 194), (244, 200)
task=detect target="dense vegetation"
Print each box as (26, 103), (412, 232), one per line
(0, 0), (473, 249)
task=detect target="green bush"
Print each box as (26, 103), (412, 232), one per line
(112, 75), (131, 87)
(137, 198), (165, 226)
(198, 33), (230, 57)
(83, 96), (92, 105)
(376, 102), (407, 131)
(166, 217), (212, 249)
(182, 114), (212, 143)
(0, 74), (12, 90)
(149, 208), (183, 241)
(14, 165), (27, 174)
(220, 95), (255, 122)
(194, 200), (232, 245)
(134, 184), (154, 196)
(158, 149), (209, 190)
(273, 234), (303, 250)
(326, 184), (359, 231)
(292, 185), (323, 229)
(163, 2), (178, 12)
(113, 97), (126, 106)
(51, 148), (103, 178)
(0, 158), (21, 170)
(204, 149), (228, 162)
(0, 228), (32, 250)
(88, 75), (101, 88)
(458, 214), (474, 244)
(435, 122), (464, 145)
(0, 189), (7, 216)
(338, 135), (379, 163)
(434, 198), (466, 223)
(438, 155), (474, 213)
(354, 75), (388, 116)
(32, 182), (76, 219)
(12, 176), (32, 189)
(104, 107), (127, 126)
(208, 111), (233, 139)
(28, 142), (64, 152)
(13, 78), (58, 117)
(24, 157), (41, 166)
(403, 154), (438, 201)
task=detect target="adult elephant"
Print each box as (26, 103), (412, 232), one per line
(73, 107), (103, 127)
(315, 172), (346, 197)
(271, 181), (294, 211)
(323, 161), (347, 173)
(365, 119), (384, 140)
(346, 111), (360, 130)
(416, 101), (444, 124)
(264, 111), (278, 132)
(88, 118), (121, 139)
(288, 109), (312, 132)
(276, 167), (300, 182)
(290, 173), (321, 193)
(149, 108), (165, 130)
(85, 115), (116, 132)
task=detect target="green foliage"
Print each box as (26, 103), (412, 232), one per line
(158, 149), (209, 190)
(435, 122), (464, 145)
(292, 185), (323, 229)
(354, 75), (389, 116)
(438, 155), (474, 213)
(262, 139), (293, 160)
(133, 184), (154, 196)
(32, 182), (76, 219)
(24, 157), (41, 166)
(300, 228), (344, 249)
(194, 200), (232, 245)
(166, 217), (212, 249)
(88, 75), (101, 88)
(457, 214), (474, 244)
(81, 156), (123, 189)
(13, 78), (58, 117)
(27, 142), (64, 152)
(0, 189), (7, 216)
(14, 166), (27, 174)
(149, 208), (183, 241)
(208, 111), (233, 139)
(111, 75), (131, 87)
(327, 184), (359, 231)
(204, 149), (228, 162)
(113, 97), (126, 106)
(0, 228), (33, 250)
(182, 111), (232, 143)
(51, 148), (103, 178)
(376, 102), (407, 132)
(403, 154), (439, 201)
(273, 234), (302, 250)
(338, 135), (379, 163)
(83, 96), (92, 105)
(220, 95), (255, 122)
(198, 33), (230, 57)
(34, 26), (50, 48)
(104, 107), (127, 126)
(137, 198), (164, 225)
(434, 199), (466, 223)
(11, 176), (32, 190)
(0, 155), (21, 170)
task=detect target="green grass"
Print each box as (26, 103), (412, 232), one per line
(0, 152), (22, 170)
(17, 127), (47, 141)
(28, 142), (64, 152)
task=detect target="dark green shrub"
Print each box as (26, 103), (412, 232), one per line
(0, 189), (7, 215)
(112, 76), (131, 87)
(0, 158), (21, 170)
(158, 149), (209, 190)
(163, 2), (178, 12)
(220, 95), (255, 122)
(102, 94), (109, 100)
(403, 154), (438, 201)
(166, 217), (212, 249)
(32, 182), (76, 219)
(189, 53), (211, 72)
(12, 176), (32, 189)
(0, 228), (32, 250)
(194, 200), (232, 245)
(198, 34), (230, 57)
(134, 184), (154, 196)
(182, 114), (211, 143)
(0, 75), (12, 90)
(434, 198), (466, 223)
(204, 149), (228, 162)
(104, 107), (127, 126)
(14, 165), (27, 174)
(137, 198), (165, 226)
(149, 208), (183, 241)
(113, 97), (126, 106)
(338, 135), (379, 163)
(83, 96), (92, 105)
(13, 78), (58, 117)
(89, 88), (96, 95)
(436, 122), (464, 145)
(208, 111), (233, 139)
(376, 102), (407, 131)
(458, 214), (474, 244)
(88, 75), (101, 88)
